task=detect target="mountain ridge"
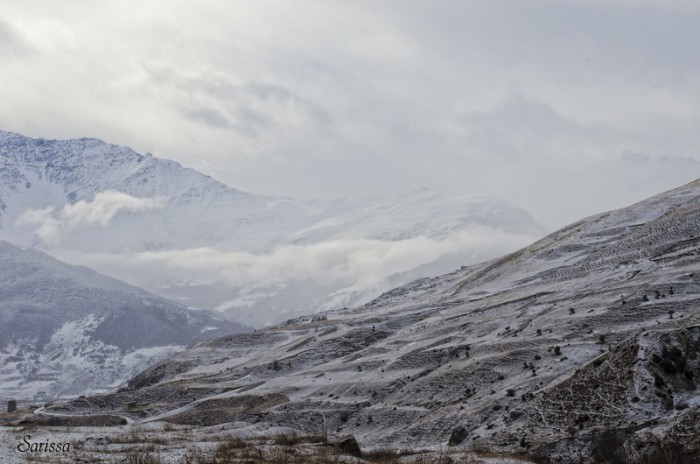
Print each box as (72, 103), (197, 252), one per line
(0, 130), (546, 326)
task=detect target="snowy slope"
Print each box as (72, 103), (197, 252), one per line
(0, 241), (247, 401)
(63, 179), (700, 462)
(0, 130), (546, 326)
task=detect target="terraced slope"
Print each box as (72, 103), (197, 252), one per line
(51, 179), (700, 462)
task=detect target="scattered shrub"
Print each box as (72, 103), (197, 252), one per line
(591, 432), (628, 464)
(654, 374), (665, 387)
(118, 448), (163, 464)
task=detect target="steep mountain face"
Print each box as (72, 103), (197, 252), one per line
(0, 130), (545, 326)
(0, 241), (247, 401)
(61, 179), (700, 462)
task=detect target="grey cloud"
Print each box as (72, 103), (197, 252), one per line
(378, 1), (700, 83)
(0, 16), (31, 56)
(458, 92), (624, 160)
(0, 1), (698, 230)
(183, 107), (232, 129)
(147, 61), (336, 140)
(414, 91), (700, 227)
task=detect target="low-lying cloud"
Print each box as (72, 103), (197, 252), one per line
(16, 190), (164, 245)
(53, 225), (537, 324)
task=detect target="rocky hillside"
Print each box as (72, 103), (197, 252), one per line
(0, 241), (247, 400)
(47, 179), (700, 461)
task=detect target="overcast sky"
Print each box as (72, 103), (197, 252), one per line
(1, 0), (699, 228)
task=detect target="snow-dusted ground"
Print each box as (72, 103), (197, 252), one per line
(22, 179), (700, 463)
(0, 419), (532, 463)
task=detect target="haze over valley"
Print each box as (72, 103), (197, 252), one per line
(0, 130), (546, 328)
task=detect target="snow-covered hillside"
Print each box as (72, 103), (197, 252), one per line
(0, 241), (247, 401)
(0, 130), (546, 326)
(57, 178), (700, 462)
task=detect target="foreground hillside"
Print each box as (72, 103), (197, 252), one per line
(35, 179), (700, 462)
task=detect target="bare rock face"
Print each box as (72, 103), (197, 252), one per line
(58, 179), (700, 462)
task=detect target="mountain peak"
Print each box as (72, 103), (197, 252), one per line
(0, 129), (546, 328)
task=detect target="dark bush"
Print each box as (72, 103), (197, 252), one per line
(660, 358), (678, 374)
(654, 374), (665, 387)
(635, 441), (696, 464)
(591, 432), (628, 464)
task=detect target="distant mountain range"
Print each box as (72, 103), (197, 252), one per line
(0, 240), (246, 400)
(68, 178), (700, 461)
(0, 130), (546, 327)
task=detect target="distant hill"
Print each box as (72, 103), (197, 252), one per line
(0, 241), (247, 400)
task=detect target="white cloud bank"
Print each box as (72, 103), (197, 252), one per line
(16, 190), (164, 245)
(52, 224), (537, 325)
(102, 227), (530, 287)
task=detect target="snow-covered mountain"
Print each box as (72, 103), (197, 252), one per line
(0, 130), (546, 326)
(60, 179), (700, 462)
(0, 241), (247, 401)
